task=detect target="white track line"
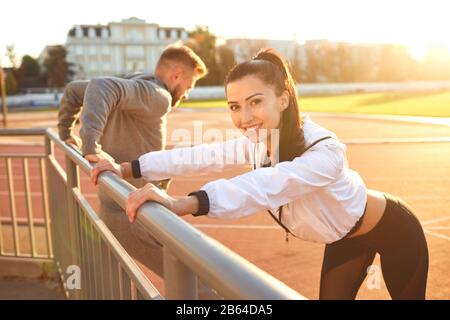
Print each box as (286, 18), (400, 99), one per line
(196, 215), (450, 230)
(421, 216), (450, 226)
(424, 230), (450, 242)
(404, 196), (450, 201)
(310, 112), (450, 127)
(425, 226), (450, 230)
(192, 223), (450, 244)
(344, 137), (450, 144)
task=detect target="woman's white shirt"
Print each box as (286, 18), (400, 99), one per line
(138, 115), (367, 244)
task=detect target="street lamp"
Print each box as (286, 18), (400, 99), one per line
(0, 58), (8, 127)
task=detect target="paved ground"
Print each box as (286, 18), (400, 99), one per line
(0, 278), (65, 300)
(1, 109), (449, 299)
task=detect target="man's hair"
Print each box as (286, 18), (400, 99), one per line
(157, 45), (208, 78)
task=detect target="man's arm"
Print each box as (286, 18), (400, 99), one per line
(79, 77), (121, 159)
(58, 80), (90, 145)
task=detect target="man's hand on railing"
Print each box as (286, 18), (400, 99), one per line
(126, 183), (199, 222)
(91, 159), (123, 185)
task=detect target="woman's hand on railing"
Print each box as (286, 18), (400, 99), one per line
(91, 159), (123, 185)
(126, 183), (199, 222)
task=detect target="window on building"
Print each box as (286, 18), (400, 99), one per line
(102, 62), (111, 71)
(101, 28), (109, 39)
(126, 29), (144, 41)
(88, 27), (96, 38)
(126, 46), (144, 58)
(89, 46), (97, 55)
(102, 46), (110, 55)
(76, 46), (84, 55)
(75, 27), (83, 38)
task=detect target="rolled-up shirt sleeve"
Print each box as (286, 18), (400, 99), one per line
(201, 144), (345, 220)
(58, 80), (89, 141)
(80, 78), (121, 155)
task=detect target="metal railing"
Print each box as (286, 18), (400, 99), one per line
(0, 148), (52, 260)
(0, 128), (305, 300)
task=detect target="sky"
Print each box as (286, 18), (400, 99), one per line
(1, 0), (449, 66)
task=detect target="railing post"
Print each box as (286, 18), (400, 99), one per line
(163, 246), (197, 300)
(23, 158), (37, 257)
(65, 154), (82, 299)
(40, 157), (53, 258)
(44, 134), (55, 259)
(6, 158), (20, 255)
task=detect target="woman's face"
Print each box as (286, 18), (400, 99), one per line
(226, 75), (289, 143)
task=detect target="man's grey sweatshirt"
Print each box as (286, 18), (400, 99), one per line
(58, 74), (172, 208)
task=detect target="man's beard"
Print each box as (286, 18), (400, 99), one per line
(170, 85), (183, 107)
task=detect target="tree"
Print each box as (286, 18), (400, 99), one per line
(237, 39), (269, 61)
(19, 55), (40, 77)
(186, 26), (235, 86)
(289, 45), (303, 83)
(419, 45), (450, 80)
(42, 45), (74, 87)
(4, 70), (18, 94)
(16, 55), (42, 88)
(304, 42), (320, 83)
(335, 43), (354, 82)
(214, 45), (236, 85)
(377, 45), (416, 81)
(5, 44), (18, 69)
(186, 26), (217, 85)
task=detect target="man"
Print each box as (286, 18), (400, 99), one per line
(58, 45), (207, 279)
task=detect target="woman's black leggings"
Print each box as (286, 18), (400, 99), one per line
(319, 193), (429, 300)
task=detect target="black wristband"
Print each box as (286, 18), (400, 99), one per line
(131, 160), (142, 178)
(188, 190), (210, 217)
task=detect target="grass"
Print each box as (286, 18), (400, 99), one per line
(179, 99), (228, 108)
(179, 90), (450, 117)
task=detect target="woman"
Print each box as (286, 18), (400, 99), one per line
(91, 49), (429, 300)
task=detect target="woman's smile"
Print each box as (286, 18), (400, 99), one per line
(241, 122), (263, 131)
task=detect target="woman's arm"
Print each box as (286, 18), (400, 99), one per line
(124, 143), (346, 223)
(201, 144), (345, 220)
(90, 161), (200, 220)
(90, 137), (251, 184)
(135, 137), (251, 181)
(125, 183), (200, 222)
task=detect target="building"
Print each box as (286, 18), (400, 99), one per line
(65, 17), (189, 79)
(226, 38), (306, 63)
